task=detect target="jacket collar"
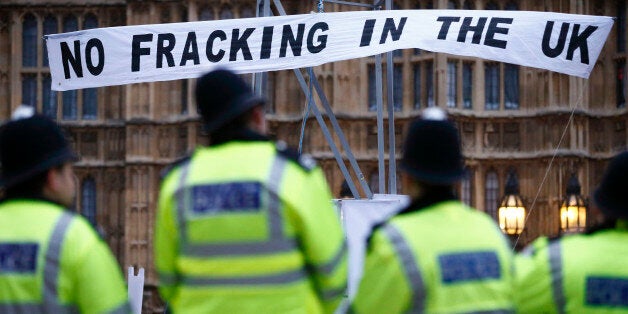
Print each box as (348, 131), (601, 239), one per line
(209, 128), (270, 146)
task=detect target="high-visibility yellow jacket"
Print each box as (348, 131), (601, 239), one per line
(515, 223), (628, 313)
(155, 140), (347, 313)
(0, 199), (130, 313)
(352, 200), (515, 313)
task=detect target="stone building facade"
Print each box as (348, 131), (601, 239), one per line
(0, 0), (626, 311)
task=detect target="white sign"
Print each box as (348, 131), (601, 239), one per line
(45, 10), (613, 91)
(337, 194), (409, 300)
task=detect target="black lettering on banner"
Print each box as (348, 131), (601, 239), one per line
(307, 22), (328, 53)
(230, 28), (255, 61)
(180, 32), (200, 66)
(131, 34), (154, 72)
(542, 21), (597, 64)
(280, 24), (305, 57)
(360, 19), (376, 47)
(567, 24), (597, 64)
(157, 33), (176, 68)
(206, 30), (227, 63)
(260, 26), (274, 59)
(379, 17), (407, 44)
(436, 16), (460, 40)
(85, 38), (105, 76)
(542, 22), (569, 58)
(484, 17), (512, 49)
(60, 40), (83, 79)
(458, 17), (487, 44)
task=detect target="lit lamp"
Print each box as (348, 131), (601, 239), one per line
(559, 174), (587, 234)
(498, 171), (526, 235)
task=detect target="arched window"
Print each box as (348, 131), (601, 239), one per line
(21, 16), (37, 108)
(21, 14), (38, 109)
(447, 60), (457, 108)
(618, 61), (626, 108)
(63, 15), (78, 32)
(22, 14), (37, 67)
(369, 171), (380, 194)
(462, 62), (473, 109)
(505, 2), (518, 10)
(413, 63), (421, 109)
(618, 1), (626, 53)
(241, 6), (255, 18)
(485, 1), (499, 10)
(368, 63), (377, 111)
(82, 178), (97, 226)
(485, 63), (499, 110)
(43, 16), (58, 67)
(199, 7), (213, 20)
(220, 6), (233, 20)
(485, 170), (499, 218)
(84, 14), (98, 29)
(22, 75), (36, 108)
(504, 63), (519, 109)
(393, 64), (403, 111)
(62, 15), (79, 120)
(82, 14), (99, 120)
(43, 75), (56, 118)
(461, 168), (473, 206)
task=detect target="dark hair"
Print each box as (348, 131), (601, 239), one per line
(208, 105), (260, 145)
(4, 170), (48, 200)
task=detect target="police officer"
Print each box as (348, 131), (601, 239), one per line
(0, 109), (130, 313)
(351, 108), (515, 313)
(515, 151), (628, 313)
(155, 69), (347, 313)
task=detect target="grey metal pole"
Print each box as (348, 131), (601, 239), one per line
(253, 0), (270, 96)
(293, 68), (362, 199)
(273, 0), (372, 199)
(310, 73), (373, 198)
(375, 52), (385, 195)
(385, 0), (397, 194)
(373, 1), (385, 195)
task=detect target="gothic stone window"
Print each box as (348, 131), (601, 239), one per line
(21, 12), (101, 120)
(485, 170), (499, 219)
(461, 167), (474, 206)
(81, 177), (97, 227)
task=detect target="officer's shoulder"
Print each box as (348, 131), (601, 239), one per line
(366, 214), (399, 249)
(520, 235), (560, 257)
(274, 141), (317, 172)
(160, 155), (192, 180)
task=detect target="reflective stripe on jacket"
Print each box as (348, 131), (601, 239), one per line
(515, 228), (628, 313)
(155, 141), (347, 313)
(352, 200), (515, 314)
(0, 199), (130, 313)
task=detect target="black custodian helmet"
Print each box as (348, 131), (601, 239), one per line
(195, 68), (265, 133)
(593, 151), (628, 220)
(0, 112), (78, 188)
(401, 108), (464, 185)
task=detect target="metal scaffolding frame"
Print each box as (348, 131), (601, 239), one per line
(253, 0), (398, 199)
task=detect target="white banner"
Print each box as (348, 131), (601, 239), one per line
(45, 10), (613, 91)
